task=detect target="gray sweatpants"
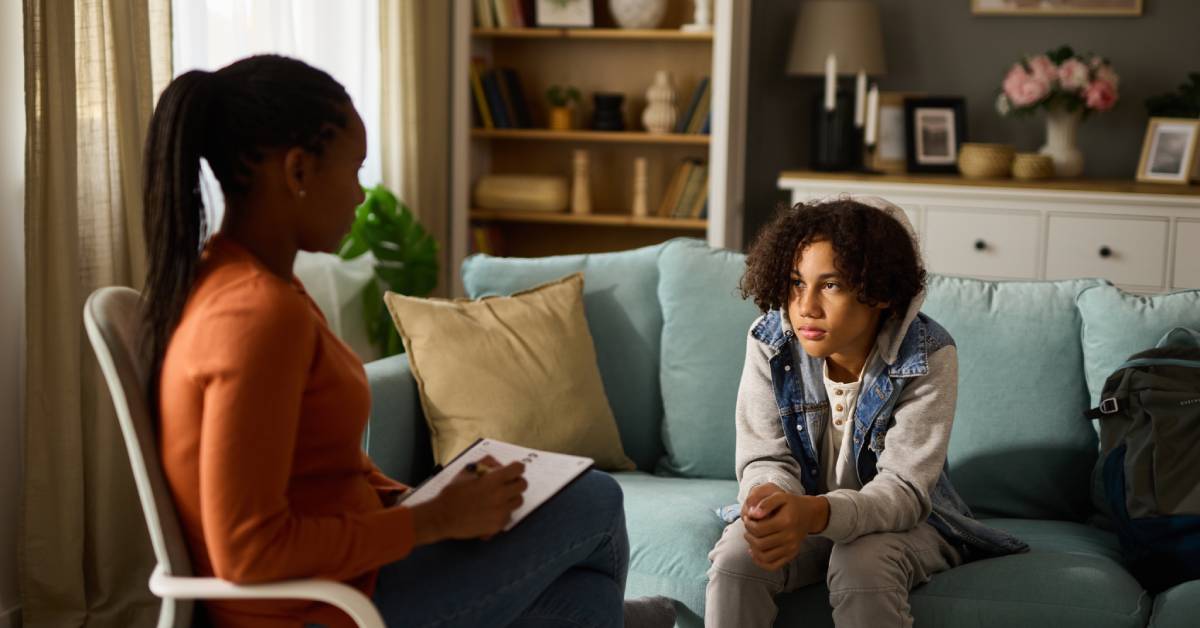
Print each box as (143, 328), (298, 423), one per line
(705, 518), (961, 627)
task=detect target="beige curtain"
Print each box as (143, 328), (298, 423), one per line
(21, 1), (171, 626)
(380, 0), (453, 296)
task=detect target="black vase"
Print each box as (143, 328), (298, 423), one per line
(592, 92), (626, 131)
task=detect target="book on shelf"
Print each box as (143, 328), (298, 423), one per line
(481, 69), (512, 128)
(674, 163), (708, 218)
(472, 64), (532, 130)
(474, 0), (495, 28)
(484, 0), (531, 28)
(675, 77), (710, 135)
(499, 68), (532, 128)
(686, 82), (712, 135)
(657, 160), (694, 218)
(684, 168), (709, 219)
(469, 59), (494, 129)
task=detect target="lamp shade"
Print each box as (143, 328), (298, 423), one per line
(787, 0), (886, 76)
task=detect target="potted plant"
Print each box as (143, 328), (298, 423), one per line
(337, 184), (439, 357)
(546, 84), (582, 131)
(995, 45), (1120, 178)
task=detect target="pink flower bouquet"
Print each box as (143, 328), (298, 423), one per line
(996, 46), (1119, 117)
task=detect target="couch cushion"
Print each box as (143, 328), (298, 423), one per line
(614, 475), (1152, 628)
(656, 239), (760, 478)
(385, 273), (634, 470)
(776, 519), (1150, 628)
(462, 244), (666, 471)
(922, 276), (1105, 521)
(1076, 285), (1200, 406)
(1150, 580), (1200, 628)
(612, 471), (737, 625)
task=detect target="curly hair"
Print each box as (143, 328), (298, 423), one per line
(739, 198), (926, 320)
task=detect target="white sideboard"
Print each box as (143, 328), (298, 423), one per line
(778, 171), (1200, 293)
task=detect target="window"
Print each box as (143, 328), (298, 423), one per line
(172, 0), (381, 224)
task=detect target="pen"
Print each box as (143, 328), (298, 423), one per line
(465, 460), (498, 478)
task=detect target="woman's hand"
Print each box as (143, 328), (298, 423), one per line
(410, 456), (527, 545)
(741, 483), (830, 571)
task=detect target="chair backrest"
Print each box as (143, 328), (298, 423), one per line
(83, 287), (195, 581)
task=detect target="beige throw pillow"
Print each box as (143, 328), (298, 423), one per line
(383, 272), (635, 471)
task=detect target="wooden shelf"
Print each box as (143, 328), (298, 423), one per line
(472, 28), (713, 42)
(470, 209), (707, 230)
(472, 128), (710, 145)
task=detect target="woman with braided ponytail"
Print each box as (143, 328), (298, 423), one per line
(146, 55), (673, 628)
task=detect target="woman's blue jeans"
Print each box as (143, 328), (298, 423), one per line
(369, 470), (629, 627)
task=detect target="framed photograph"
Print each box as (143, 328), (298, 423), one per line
(971, 0), (1142, 16)
(1136, 118), (1200, 185)
(536, 0), (594, 28)
(867, 91), (925, 174)
(904, 97), (967, 174)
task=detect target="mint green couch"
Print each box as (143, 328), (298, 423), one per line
(363, 238), (1198, 628)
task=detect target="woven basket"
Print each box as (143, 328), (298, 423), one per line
(1012, 153), (1055, 180)
(958, 143), (1015, 179)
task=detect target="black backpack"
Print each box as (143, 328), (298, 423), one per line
(1086, 327), (1200, 593)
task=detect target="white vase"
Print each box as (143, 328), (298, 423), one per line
(641, 70), (677, 134)
(1039, 107), (1084, 178)
(608, 0), (667, 29)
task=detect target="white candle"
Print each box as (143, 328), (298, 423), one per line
(824, 53), (837, 112)
(864, 84), (879, 146)
(854, 70), (867, 128)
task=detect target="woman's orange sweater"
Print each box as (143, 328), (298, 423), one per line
(159, 234), (413, 627)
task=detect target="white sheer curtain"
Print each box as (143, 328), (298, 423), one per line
(171, 0), (382, 227)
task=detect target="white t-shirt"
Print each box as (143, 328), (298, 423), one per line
(818, 349), (876, 493)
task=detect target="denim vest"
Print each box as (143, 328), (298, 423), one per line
(751, 309), (1028, 560)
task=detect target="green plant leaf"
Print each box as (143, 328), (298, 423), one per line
(340, 183), (440, 357)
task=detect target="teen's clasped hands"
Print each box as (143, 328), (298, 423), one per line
(741, 483), (831, 572)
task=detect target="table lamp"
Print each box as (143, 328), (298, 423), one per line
(787, 0), (886, 171)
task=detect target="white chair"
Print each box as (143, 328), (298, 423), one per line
(83, 287), (386, 628)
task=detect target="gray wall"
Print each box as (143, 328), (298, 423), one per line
(743, 0), (1200, 243)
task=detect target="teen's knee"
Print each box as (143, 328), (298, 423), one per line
(706, 519), (783, 586)
(827, 533), (911, 594)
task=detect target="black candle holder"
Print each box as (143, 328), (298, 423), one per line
(810, 89), (861, 172)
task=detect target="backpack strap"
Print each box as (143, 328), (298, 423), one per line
(1085, 397), (1122, 420)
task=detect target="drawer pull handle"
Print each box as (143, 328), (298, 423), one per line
(1099, 246), (1113, 259)
(974, 239), (987, 251)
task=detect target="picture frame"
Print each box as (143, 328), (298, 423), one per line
(535, 0), (594, 28)
(1136, 117), (1200, 185)
(903, 97), (967, 174)
(971, 0), (1142, 17)
(867, 91), (925, 174)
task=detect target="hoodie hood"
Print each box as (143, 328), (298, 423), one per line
(779, 195), (926, 366)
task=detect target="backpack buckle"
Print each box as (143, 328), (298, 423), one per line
(1100, 398), (1120, 415)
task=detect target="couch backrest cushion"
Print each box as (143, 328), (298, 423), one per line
(922, 275), (1106, 520)
(1076, 285), (1200, 407)
(656, 239), (760, 479)
(461, 244), (666, 471)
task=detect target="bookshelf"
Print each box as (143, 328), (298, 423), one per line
(449, 0), (749, 295)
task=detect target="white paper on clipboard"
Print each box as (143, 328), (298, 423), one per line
(399, 439), (593, 531)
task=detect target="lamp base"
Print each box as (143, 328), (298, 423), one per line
(810, 90), (861, 172)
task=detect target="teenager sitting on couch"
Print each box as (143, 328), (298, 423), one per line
(705, 197), (1028, 627)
